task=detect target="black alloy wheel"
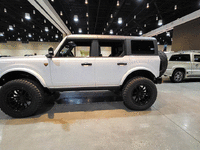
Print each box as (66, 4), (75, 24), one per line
(122, 77), (157, 110)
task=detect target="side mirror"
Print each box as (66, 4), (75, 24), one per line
(46, 47), (54, 58)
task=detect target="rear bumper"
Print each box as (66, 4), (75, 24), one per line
(154, 77), (162, 84)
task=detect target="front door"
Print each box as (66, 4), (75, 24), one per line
(192, 55), (200, 77)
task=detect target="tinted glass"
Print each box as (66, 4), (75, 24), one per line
(131, 40), (155, 54)
(194, 55), (200, 62)
(169, 54), (190, 61)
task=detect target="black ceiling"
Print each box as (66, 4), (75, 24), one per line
(0, 0), (200, 44)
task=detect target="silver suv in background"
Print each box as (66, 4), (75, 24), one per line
(164, 51), (200, 83)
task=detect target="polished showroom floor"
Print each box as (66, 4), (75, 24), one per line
(0, 77), (200, 150)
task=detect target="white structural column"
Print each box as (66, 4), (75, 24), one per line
(142, 9), (200, 37)
(28, 0), (71, 35)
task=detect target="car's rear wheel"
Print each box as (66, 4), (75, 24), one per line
(122, 77), (157, 110)
(0, 79), (44, 118)
(170, 70), (184, 83)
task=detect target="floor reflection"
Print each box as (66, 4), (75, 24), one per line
(56, 90), (122, 105)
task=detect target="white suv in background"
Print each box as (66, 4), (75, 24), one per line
(164, 51), (200, 82)
(0, 34), (167, 118)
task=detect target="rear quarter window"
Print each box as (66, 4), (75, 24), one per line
(169, 54), (190, 61)
(131, 40), (155, 54)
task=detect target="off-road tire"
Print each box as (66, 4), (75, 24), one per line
(158, 50), (168, 76)
(122, 77), (157, 110)
(170, 70), (184, 83)
(0, 79), (44, 118)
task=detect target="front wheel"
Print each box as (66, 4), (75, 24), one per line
(122, 77), (157, 110)
(171, 70), (184, 83)
(0, 79), (44, 118)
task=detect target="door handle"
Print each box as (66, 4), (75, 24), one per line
(81, 63), (92, 66)
(117, 63), (127, 66)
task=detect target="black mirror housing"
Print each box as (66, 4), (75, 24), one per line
(48, 47), (54, 55)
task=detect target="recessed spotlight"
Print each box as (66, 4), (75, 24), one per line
(21, 18), (24, 22)
(51, 0), (54, 2)
(55, 34), (58, 38)
(33, 10), (35, 14)
(118, 17), (122, 24)
(146, 3), (149, 8)
(139, 30), (143, 35)
(45, 27), (49, 32)
(9, 25), (13, 31)
(166, 32), (170, 37)
(40, 38), (43, 42)
(0, 32), (4, 36)
(17, 38), (21, 41)
(25, 13), (31, 20)
(33, 25), (35, 28)
(4, 8), (7, 13)
(111, 14), (113, 18)
(66, 20), (68, 24)
(110, 29), (113, 34)
(144, 24), (146, 27)
(85, 0), (88, 4)
(74, 15), (78, 22)
(28, 33), (32, 37)
(44, 19), (46, 23)
(158, 19), (163, 26)
(87, 21), (89, 25)
(78, 28), (82, 33)
(134, 15), (136, 19)
(86, 13), (89, 17)
(126, 23), (128, 26)
(117, 1), (119, 6)
(107, 22), (109, 26)
(60, 11), (63, 16)
(174, 5), (177, 10)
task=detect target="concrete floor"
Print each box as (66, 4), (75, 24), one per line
(0, 77), (200, 150)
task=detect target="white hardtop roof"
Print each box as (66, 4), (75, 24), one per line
(64, 34), (156, 41)
(174, 50), (200, 55)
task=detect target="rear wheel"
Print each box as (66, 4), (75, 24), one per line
(0, 79), (44, 118)
(122, 77), (157, 110)
(171, 70), (184, 83)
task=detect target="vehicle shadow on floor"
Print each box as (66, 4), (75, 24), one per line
(162, 77), (200, 83)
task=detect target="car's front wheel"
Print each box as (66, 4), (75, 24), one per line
(122, 77), (157, 110)
(0, 79), (44, 118)
(170, 70), (184, 83)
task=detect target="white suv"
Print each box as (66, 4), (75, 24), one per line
(164, 51), (200, 82)
(0, 35), (167, 118)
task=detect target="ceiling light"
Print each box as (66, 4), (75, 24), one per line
(156, 16), (158, 20)
(51, 0), (54, 2)
(45, 27), (49, 32)
(21, 18), (23, 22)
(33, 25), (35, 28)
(17, 38), (21, 41)
(9, 25), (13, 31)
(24, 29), (26, 32)
(4, 8), (7, 13)
(40, 38), (43, 42)
(174, 5), (177, 10)
(111, 14), (113, 18)
(85, 0), (88, 4)
(139, 30), (143, 35)
(134, 15), (136, 19)
(69, 26), (71, 30)
(116, 33), (118, 35)
(13, 24), (15, 27)
(0, 32), (4, 36)
(120, 29), (122, 31)
(66, 20), (68, 24)
(74, 15), (78, 22)
(60, 11), (63, 16)
(78, 28), (82, 33)
(28, 33), (32, 37)
(25, 13), (31, 20)
(55, 34), (58, 38)
(44, 19), (46, 23)
(87, 31), (89, 34)
(87, 21), (89, 25)
(104, 28), (106, 31)
(157, 42), (160, 45)
(107, 22), (109, 26)
(117, 1), (119, 6)
(136, 29), (138, 32)
(144, 24), (146, 27)
(86, 12), (89, 17)
(72, 31), (74, 34)
(118, 17), (122, 24)
(33, 10), (35, 14)
(146, 3), (149, 8)
(51, 26), (54, 29)
(130, 33), (132, 36)
(166, 32), (170, 37)
(110, 29), (113, 34)
(126, 23), (128, 26)
(158, 19), (163, 26)
(87, 27), (89, 30)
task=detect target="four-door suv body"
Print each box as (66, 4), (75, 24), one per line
(164, 51), (200, 82)
(0, 34), (167, 118)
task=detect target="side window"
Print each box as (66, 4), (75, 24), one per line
(169, 54), (190, 61)
(98, 40), (124, 57)
(194, 55), (200, 62)
(131, 40), (155, 54)
(56, 40), (91, 57)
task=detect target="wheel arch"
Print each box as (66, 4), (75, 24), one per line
(120, 69), (156, 89)
(0, 69), (47, 87)
(172, 67), (186, 76)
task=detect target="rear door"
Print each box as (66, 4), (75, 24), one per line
(95, 40), (129, 86)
